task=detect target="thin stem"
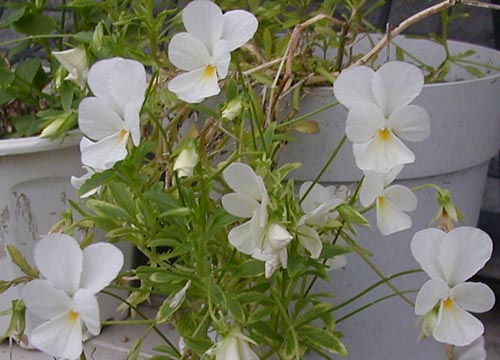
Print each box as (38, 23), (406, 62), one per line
(332, 269), (422, 311)
(271, 291), (300, 360)
(102, 319), (156, 325)
(100, 290), (181, 356)
(277, 100), (339, 129)
(299, 135), (347, 205)
(342, 236), (415, 306)
(0, 34), (79, 48)
(336, 290), (418, 323)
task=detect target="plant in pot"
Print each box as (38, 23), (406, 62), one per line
(0, 0), (498, 359)
(0, 0), (141, 335)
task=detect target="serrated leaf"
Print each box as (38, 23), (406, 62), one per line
(7, 245), (38, 278)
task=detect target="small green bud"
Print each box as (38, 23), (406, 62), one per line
(92, 22), (105, 53)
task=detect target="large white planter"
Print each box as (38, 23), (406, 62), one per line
(280, 38), (500, 359)
(0, 132), (130, 335)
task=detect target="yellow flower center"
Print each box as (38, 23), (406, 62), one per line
(377, 196), (386, 207)
(443, 297), (454, 310)
(378, 128), (392, 141)
(68, 310), (80, 322)
(118, 129), (129, 142)
(204, 65), (216, 78)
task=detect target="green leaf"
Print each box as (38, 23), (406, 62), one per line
(293, 303), (333, 327)
(227, 295), (245, 323)
(12, 114), (40, 137)
(107, 182), (136, 217)
(320, 244), (351, 259)
(73, 31), (93, 43)
(299, 326), (347, 355)
(0, 68), (15, 85)
(208, 283), (225, 307)
(235, 259), (265, 278)
(249, 71), (273, 85)
(78, 169), (116, 196)
(236, 291), (272, 305)
(7, 245), (39, 278)
(247, 306), (275, 324)
(12, 13), (57, 35)
(86, 199), (130, 220)
(60, 82), (74, 112)
(15, 58), (41, 83)
(463, 65), (485, 78)
(183, 337), (213, 355)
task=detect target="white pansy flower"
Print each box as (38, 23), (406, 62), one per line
(52, 48), (88, 89)
(454, 336), (487, 360)
(334, 61), (430, 173)
(22, 234), (124, 359)
(168, 0), (258, 103)
(174, 145), (199, 177)
(252, 224), (293, 278)
(222, 162), (269, 256)
(359, 165), (417, 235)
(213, 329), (259, 360)
(78, 57), (146, 170)
(71, 166), (101, 198)
(411, 227), (495, 346)
(297, 182), (343, 259)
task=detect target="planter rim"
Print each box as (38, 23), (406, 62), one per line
(0, 130), (81, 156)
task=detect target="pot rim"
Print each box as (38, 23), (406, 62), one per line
(0, 130), (81, 156)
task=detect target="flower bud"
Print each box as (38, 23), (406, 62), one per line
(221, 98), (242, 121)
(52, 48), (88, 89)
(174, 143), (199, 177)
(92, 22), (105, 53)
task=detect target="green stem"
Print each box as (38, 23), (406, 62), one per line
(0, 34), (80, 48)
(342, 236), (415, 307)
(102, 319), (156, 325)
(336, 290), (418, 323)
(277, 100), (339, 129)
(271, 291), (300, 360)
(100, 290), (180, 356)
(332, 269), (422, 311)
(299, 135), (347, 205)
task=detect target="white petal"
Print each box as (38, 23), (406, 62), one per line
(372, 61), (424, 116)
(168, 32), (212, 71)
(221, 10), (258, 51)
(222, 193), (260, 218)
(454, 336), (487, 360)
(388, 105), (430, 142)
(223, 163), (266, 201)
(228, 220), (262, 256)
(265, 224), (292, 251)
(297, 225), (322, 259)
(434, 300), (484, 346)
(383, 184), (417, 212)
(80, 131), (129, 170)
(450, 282), (495, 313)
(23, 280), (73, 319)
(345, 101), (385, 143)
(359, 172), (384, 207)
(376, 196), (412, 235)
(333, 66), (376, 109)
(168, 66), (220, 103)
(71, 166), (100, 198)
(87, 58), (146, 117)
(439, 227), (493, 286)
(299, 182), (330, 214)
(124, 102), (141, 146)
(73, 289), (101, 336)
(213, 40), (231, 79)
(381, 164), (404, 186)
(354, 132), (415, 173)
(326, 255), (347, 270)
(415, 278), (449, 315)
(30, 312), (83, 360)
(79, 243), (124, 294)
(411, 228), (446, 280)
(235, 336), (259, 360)
(78, 97), (124, 140)
(35, 234), (82, 295)
(182, 0), (223, 53)
(52, 48), (88, 88)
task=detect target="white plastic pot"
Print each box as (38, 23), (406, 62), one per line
(0, 132), (130, 335)
(279, 37), (500, 359)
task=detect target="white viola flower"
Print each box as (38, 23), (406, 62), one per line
(297, 182), (344, 258)
(52, 48), (88, 89)
(22, 234), (124, 360)
(71, 166), (101, 198)
(222, 162), (269, 256)
(174, 144), (199, 177)
(411, 227), (495, 346)
(78, 57), (146, 170)
(359, 165), (417, 235)
(167, 0), (258, 103)
(333, 61), (430, 173)
(253, 224), (293, 278)
(454, 336), (487, 360)
(213, 329), (259, 360)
